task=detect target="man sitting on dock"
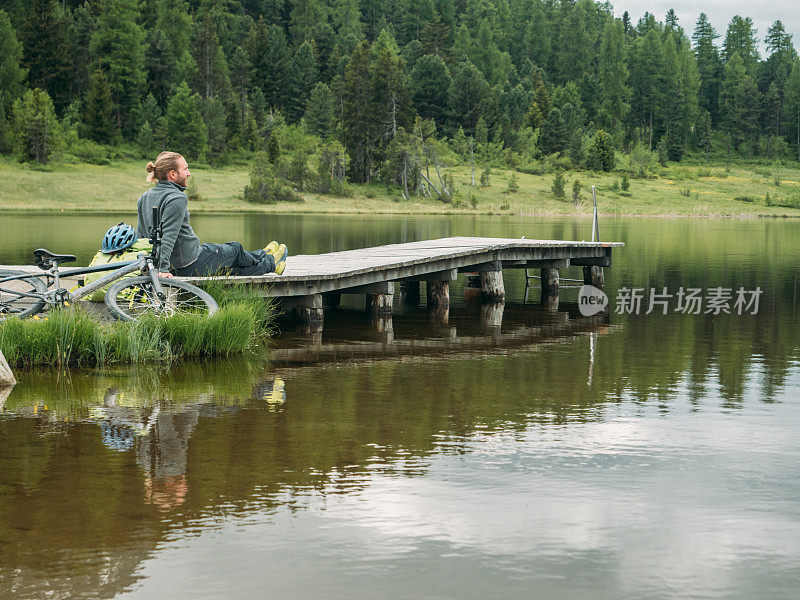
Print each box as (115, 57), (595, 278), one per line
(136, 151), (288, 278)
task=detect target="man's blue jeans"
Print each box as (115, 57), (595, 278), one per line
(174, 242), (275, 276)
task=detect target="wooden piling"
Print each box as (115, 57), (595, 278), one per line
(427, 280), (450, 325)
(293, 294), (324, 327)
(541, 267), (560, 295)
(582, 265), (604, 288)
(480, 270), (505, 302)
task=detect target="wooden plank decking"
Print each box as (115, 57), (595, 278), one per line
(180, 236), (623, 297)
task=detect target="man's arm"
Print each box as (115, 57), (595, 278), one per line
(156, 194), (186, 273)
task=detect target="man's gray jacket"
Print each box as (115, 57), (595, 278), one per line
(136, 181), (202, 272)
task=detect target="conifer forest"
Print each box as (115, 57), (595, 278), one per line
(1, 0), (799, 202)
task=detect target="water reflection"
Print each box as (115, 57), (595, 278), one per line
(1, 216), (799, 599)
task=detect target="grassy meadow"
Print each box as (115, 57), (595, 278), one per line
(1, 156), (800, 217)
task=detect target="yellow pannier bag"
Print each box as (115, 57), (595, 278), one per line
(81, 239), (152, 301)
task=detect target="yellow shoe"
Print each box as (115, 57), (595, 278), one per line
(274, 256), (286, 275)
(264, 241), (279, 254)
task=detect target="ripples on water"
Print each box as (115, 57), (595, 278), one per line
(1, 215), (799, 599)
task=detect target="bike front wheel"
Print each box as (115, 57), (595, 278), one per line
(104, 276), (219, 322)
(0, 269), (47, 320)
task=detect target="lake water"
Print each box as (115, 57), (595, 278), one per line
(1, 214), (799, 599)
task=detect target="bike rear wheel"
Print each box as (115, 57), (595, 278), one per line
(104, 276), (219, 322)
(0, 270), (47, 320)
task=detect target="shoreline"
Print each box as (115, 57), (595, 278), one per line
(1, 206), (798, 219)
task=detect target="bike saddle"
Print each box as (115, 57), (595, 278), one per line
(33, 248), (77, 270)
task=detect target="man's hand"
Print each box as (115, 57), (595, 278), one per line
(158, 272), (174, 278)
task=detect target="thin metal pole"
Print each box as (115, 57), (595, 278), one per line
(591, 186), (600, 242)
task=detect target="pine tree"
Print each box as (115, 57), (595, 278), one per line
(331, 0), (363, 39)
(289, 0), (328, 45)
(0, 10), (27, 123)
(90, 0), (146, 137)
(229, 46), (251, 130)
(629, 29), (663, 149)
(723, 16), (759, 74)
(693, 13), (722, 124)
(247, 18), (288, 110)
(201, 96), (228, 162)
(784, 60), (800, 161)
(341, 41), (375, 182)
(166, 81), (208, 161)
(11, 88), (59, 163)
(145, 28), (178, 108)
(65, 2), (95, 104)
(83, 69), (117, 144)
(598, 18), (630, 140)
(412, 54), (451, 129)
(305, 82), (334, 139)
(193, 12), (231, 100)
(448, 60), (490, 134)
(720, 53), (760, 152)
(286, 40), (319, 122)
(370, 30), (411, 146)
(21, 0), (71, 111)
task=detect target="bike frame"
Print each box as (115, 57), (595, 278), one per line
(0, 255), (165, 307)
(2, 204), (167, 309)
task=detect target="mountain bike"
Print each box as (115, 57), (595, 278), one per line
(0, 206), (218, 322)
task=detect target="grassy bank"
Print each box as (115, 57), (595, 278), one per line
(1, 157), (800, 217)
(0, 285), (275, 368)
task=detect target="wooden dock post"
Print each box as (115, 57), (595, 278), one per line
(582, 266), (604, 288)
(365, 282), (394, 317)
(427, 280), (450, 325)
(479, 270), (505, 302)
(541, 267), (560, 295)
(0, 349), (15, 387)
(292, 294), (324, 327)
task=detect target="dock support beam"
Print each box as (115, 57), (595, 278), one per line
(541, 267), (560, 295)
(583, 266), (604, 288)
(427, 280), (450, 325)
(541, 267), (560, 311)
(480, 270), (505, 302)
(292, 294), (324, 329)
(365, 282), (394, 318)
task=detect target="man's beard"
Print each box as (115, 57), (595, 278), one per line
(175, 175), (188, 187)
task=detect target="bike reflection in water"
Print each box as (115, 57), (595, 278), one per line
(87, 377), (286, 510)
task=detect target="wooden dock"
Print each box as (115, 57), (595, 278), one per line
(2, 237), (623, 330)
(182, 236), (624, 328)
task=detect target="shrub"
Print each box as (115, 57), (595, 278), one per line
(572, 179), (583, 205)
(586, 130), (615, 172)
(69, 139), (111, 165)
(479, 167), (491, 187)
(468, 192), (478, 209)
(680, 188), (692, 197)
(765, 193), (772, 206)
(611, 180), (620, 192)
(626, 142), (658, 178)
(243, 152), (302, 204)
(621, 173), (630, 191)
(504, 172), (519, 193)
(734, 195), (754, 203)
(551, 170), (566, 199)
(657, 138), (668, 167)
